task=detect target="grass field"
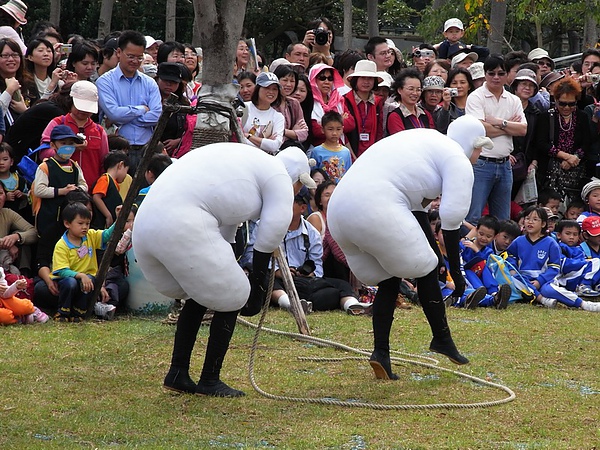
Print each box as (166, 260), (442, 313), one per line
(1, 303), (598, 449)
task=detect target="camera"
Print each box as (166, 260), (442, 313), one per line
(412, 49), (435, 59)
(296, 260), (316, 276)
(448, 88), (459, 97)
(313, 28), (330, 46)
(60, 43), (72, 55)
(587, 73), (600, 83)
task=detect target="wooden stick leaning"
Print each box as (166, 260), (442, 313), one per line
(274, 245), (310, 336)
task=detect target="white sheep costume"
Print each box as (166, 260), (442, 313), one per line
(132, 143), (315, 397)
(133, 143), (313, 312)
(327, 115), (492, 379)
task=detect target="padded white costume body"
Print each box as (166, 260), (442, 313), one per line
(132, 143), (295, 312)
(328, 128), (476, 285)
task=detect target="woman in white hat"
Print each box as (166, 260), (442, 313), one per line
(343, 59), (384, 157)
(0, 0), (27, 54)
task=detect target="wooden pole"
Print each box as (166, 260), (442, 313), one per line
(274, 246), (310, 336)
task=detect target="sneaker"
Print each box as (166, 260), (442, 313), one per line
(94, 302), (116, 320)
(493, 284), (511, 310)
(576, 285), (600, 297)
(347, 303), (371, 316)
(32, 307), (49, 324)
(443, 295), (457, 308)
(581, 300), (600, 312)
(20, 314), (34, 324)
(54, 313), (69, 323)
(537, 296), (557, 308)
(465, 287), (487, 309)
(299, 299), (313, 315)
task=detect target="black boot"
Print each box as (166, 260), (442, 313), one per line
(417, 271), (469, 365)
(164, 299), (206, 393)
(196, 310), (245, 397)
(240, 250), (272, 317)
(370, 277), (401, 380)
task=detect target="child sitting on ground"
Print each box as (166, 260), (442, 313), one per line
(32, 125), (88, 236)
(0, 142), (28, 217)
(581, 215), (600, 258)
(91, 151), (130, 229)
(578, 179), (600, 223)
(51, 202), (115, 322)
(491, 219), (521, 255)
(544, 219), (600, 312)
(311, 111), (353, 184)
(0, 266), (48, 325)
(461, 215), (511, 309)
(537, 188), (562, 217)
(564, 198), (585, 220)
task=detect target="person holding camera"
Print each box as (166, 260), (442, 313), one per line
(302, 18), (335, 65)
(253, 191), (368, 315)
(435, 67), (475, 134)
(411, 44), (436, 73)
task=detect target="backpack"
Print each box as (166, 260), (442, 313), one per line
(487, 253), (535, 303)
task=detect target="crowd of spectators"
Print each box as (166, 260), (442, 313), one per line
(1, 2), (600, 325)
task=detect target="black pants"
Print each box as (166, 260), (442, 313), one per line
(274, 276), (355, 311)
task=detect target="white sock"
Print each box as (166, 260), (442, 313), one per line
(342, 297), (360, 311)
(581, 300), (600, 312)
(539, 297), (557, 308)
(277, 294), (291, 310)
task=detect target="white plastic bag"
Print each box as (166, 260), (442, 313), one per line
(514, 168), (538, 205)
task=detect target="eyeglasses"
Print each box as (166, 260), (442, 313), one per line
(402, 86), (422, 93)
(557, 100), (577, 108)
(184, 52), (197, 58)
(124, 53), (144, 62)
(317, 75), (334, 81)
(0, 53), (19, 60)
(376, 50), (393, 57)
(486, 71), (507, 77)
(534, 60), (552, 67)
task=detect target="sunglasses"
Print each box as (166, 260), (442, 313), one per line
(317, 75), (334, 81)
(535, 60), (552, 67)
(557, 100), (577, 107)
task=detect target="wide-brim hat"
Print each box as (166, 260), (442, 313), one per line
(511, 69), (539, 96)
(451, 51), (478, 68)
(0, 0), (27, 25)
(539, 71), (564, 89)
(386, 39), (403, 63)
(528, 48), (554, 69)
(377, 71), (393, 88)
(347, 60), (383, 82)
(269, 58), (302, 73)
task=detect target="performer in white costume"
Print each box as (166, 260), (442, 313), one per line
(328, 115), (492, 379)
(133, 144), (315, 396)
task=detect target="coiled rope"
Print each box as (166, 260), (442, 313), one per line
(239, 266), (516, 410)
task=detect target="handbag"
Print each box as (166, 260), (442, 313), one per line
(16, 143), (50, 184)
(512, 152), (528, 181)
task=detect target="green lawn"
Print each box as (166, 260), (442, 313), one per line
(2, 304), (598, 449)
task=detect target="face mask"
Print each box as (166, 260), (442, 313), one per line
(56, 145), (76, 159)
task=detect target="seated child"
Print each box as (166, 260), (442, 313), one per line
(0, 267), (48, 324)
(544, 219), (600, 312)
(51, 202), (115, 322)
(507, 206), (563, 308)
(435, 18), (489, 61)
(0, 142), (28, 217)
(581, 215), (600, 259)
(491, 220), (521, 255)
(311, 111), (352, 184)
(461, 215), (511, 308)
(134, 153), (172, 207)
(107, 135), (133, 201)
(543, 207), (560, 236)
(537, 188), (561, 217)
(91, 151), (130, 229)
(577, 179), (600, 223)
(564, 198), (585, 220)
(32, 125), (88, 236)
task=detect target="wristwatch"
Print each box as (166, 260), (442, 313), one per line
(15, 232), (23, 245)
(500, 119), (508, 130)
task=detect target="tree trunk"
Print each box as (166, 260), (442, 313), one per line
(583, 0), (598, 49)
(192, 15), (201, 47)
(343, 0), (352, 51)
(367, 0), (378, 38)
(49, 0), (61, 25)
(487, 0), (507, 54)
(97, 0), (116, 39)
(165, 0), (177, 42)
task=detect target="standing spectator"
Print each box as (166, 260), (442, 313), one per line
(236, 71), (256, 103)
(0, 37), (29, 129)
(465, 55), (527, 224)
(23, 38), (59, 104)
(156, 41), (185, 65)
(144, 36), (159, 63)
(411, 44), (436, 73)
(285, 43), (310, 70)
(424, 59), (451, 82)
(528, 48), (554, 79)
(0, 0), (27, 54)
(96, 30), (162, 175)
(272, 64), (309, 145)
(302, 18), (335, 65)
(344, 60), (383, 156)
(435, 67), (474, 134)
(66, 41), (98, 82)
(91, 37), (119, 83)
(364, 37), (392, 73)
(387, 68), (433, 135)
(291, 73), (314, 150)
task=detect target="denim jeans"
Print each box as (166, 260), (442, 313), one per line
(57, 275), (96, 318)
(466, 158), (512, 225)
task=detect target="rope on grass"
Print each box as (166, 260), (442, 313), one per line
(240, 265), (516, 410)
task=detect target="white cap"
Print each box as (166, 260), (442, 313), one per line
(451, 51), (478, 68)
(444, 18), (464, 32)
(145, 36), (157, 49)
(468, 62), (485, 80)
(377, 71), (394, 88)
(70, 80), (98, 114)
(269, 57), (301, 73)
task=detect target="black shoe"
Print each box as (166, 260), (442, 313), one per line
(429, 337), (469, 365)
(196, 380), (245, 397)
(465, 287), (487, 309)
(493, 284), (511, 310)
(163, 368), (197, 394)
(369, 349), (399, 380)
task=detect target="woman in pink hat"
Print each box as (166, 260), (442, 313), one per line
(0, 0), (27, 54)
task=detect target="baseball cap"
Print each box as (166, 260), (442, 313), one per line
(468, 62), (485, 80)
(50, 125), (84, 143)
(70, 80), (98, 114)
(582, 216), (600, 236)
(145, 35), (158, 49)
(543, 207), (560, 221)
(256, 71), (280, 88)
(157, 62), (183, 82)
(444, 18), (464, 32)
